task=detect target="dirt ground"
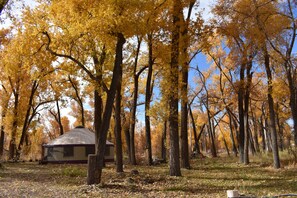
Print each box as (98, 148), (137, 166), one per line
(0, 156), (297, 198)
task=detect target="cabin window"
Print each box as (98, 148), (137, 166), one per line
(64, 146), (74, 157)
(48, 147), (53, 157)
(85, 146), (95, 157)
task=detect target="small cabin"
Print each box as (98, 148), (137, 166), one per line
(42, 127), (114, 163)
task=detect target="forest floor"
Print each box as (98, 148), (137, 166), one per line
(0, 153), (297, 198)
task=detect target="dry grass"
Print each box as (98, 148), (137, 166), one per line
(0, 154), (296, 198)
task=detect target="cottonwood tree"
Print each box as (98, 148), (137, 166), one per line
(0, 28), (12, 157)
(209, 0), (295, 168)
(28, 0), (151, 184)
(236, 0), (282, 169)
(23, 0), (118, 181)
(196, 67), (218, 157)
(179, 0), (199, 169)
(213, 0), (262, 164)
(128, 37), (145, 165)
(257, 0), (297, 146)
(0, 23), (55, 159)
(168, 0), (182, 176)
(142, 0), (173, 166)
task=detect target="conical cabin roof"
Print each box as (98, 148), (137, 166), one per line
(46, 127), (113, 146)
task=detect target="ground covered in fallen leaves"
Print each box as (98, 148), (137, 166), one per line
(0, 154), (296, 198)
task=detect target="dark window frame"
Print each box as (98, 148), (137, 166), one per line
(48, 147), (54, 157)
(85, 146), (95, 157)
(63, 146), (74, 157)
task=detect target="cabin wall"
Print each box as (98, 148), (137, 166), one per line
(105, 146), (114, 161)
(43, 145), (114, 163)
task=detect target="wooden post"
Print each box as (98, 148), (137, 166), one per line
(87, 154), (99, 185)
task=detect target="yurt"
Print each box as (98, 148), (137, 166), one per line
(42, 126), (114, 163)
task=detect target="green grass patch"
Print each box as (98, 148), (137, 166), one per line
(61, 166), (86, 177)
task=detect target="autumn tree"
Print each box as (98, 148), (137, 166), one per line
(0, 28), (12, 157)
(213, 0), (265, 164)
(180, 0), (198, 169)
(128, 37), (145, 165)
(0, 21), (55, 159)
(26, 0), (153, 184)
(168, 0), (182, 176)
(196, 67), (218, 157)
(236, 0), (283, 169)
(257, 0), (297, 146)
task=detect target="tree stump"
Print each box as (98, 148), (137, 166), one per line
(87, 154), (99, 185)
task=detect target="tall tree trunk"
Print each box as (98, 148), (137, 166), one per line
(129, 37), (142, 165)
(265, 118), (272, 152)
(180, 52), (190, 168)
(161, 121), (167, 162)
(180, 85), (190, 166)
(252, 114), (260, 153)
(249, 128), (256, 155)
(0, 92), (10, 157)
(114, 57), (123, 172)
(169, 0), (182, 176)
(180, 0), (195, 170)
(92, 53), (104, 155)
(243, 94), (250, 164)
(88, 33), (125, 184)
(180, 66), (190, 167)
(231, 115), (239, 149)
(17, 81), (39, 159)
(189, 105), (205, 155)
(0, 112), (5, 157)
(145, 34), (153, 166)
(264, 50), (280, 169)
(238, 65), (245, 163)
(223, 136), (230, 156)
(243, 58), (253, 165)
(259, 111), (266, 152)
(56, 100), (64, 135)
(208, 117), (217, 157)
(124, 122), (131, 160)
(275, 104), (284, 151)
(94, 90), (102, 145)
(9, 77), (20, 160)
(197, 125), (205, 154)
(285, 0), (297, 147)
(189, 105), (198, 152)
(227, 110), (238, 156)
(285, 63), (297, 147)
(287, 72), (297, 146)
